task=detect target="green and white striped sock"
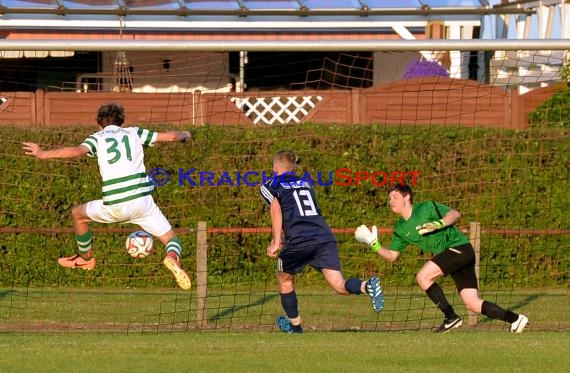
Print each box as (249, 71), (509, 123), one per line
(74, 231), (93, 259)
(165, 237), (182, 258)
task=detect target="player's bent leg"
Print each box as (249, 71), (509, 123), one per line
(322, 268), (349, 295)
(135, 206), (190, 290)
(59, 203), (96, 269)
(71, 203), (91, 236)
(459, 288), (484, 314)
(416, 261), (445, 291)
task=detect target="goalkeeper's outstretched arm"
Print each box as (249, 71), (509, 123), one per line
(376, 246), (400, 263)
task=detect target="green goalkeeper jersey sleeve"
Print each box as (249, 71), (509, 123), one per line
(388, 201), (470, 254)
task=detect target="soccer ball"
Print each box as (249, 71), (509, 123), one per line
(126, 231), (154, 258)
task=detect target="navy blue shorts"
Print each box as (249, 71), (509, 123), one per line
(277, 241), (341, 275)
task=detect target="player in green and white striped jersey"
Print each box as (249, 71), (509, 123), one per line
(23, 102), (192, 290)
(81, 125), (157, 206)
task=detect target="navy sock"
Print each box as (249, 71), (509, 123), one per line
(280, 291), (299, 319)
(344, 278), (363, 295)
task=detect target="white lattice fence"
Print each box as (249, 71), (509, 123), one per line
(230, 96), (323, 125)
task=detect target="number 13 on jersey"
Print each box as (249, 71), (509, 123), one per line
(293, 189), (318, 216)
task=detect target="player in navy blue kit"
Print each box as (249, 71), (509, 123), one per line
(260, 150), (384, 333)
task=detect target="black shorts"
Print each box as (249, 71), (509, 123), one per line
(277, 241), (341, 275)
(430, 243), (478, 292)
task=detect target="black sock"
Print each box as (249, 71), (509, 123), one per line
(504, 310), (519, 323)
(482, 301), (518, 323)
(425, 283), (457, 319)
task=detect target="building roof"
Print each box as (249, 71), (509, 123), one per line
(1, 1), (490, 16)
(1, 1), (558, 48)
(0, 0), (505, 32)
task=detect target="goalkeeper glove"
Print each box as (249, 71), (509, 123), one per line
(416, 219), (446, 235)
(355, 225), (381, 252)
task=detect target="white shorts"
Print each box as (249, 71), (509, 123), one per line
(85, 195), (172, 238)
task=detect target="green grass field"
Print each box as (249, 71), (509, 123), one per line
(1, 286), (569, 372)
(1, 331), (568, 372)
(1, 286), (568, 332)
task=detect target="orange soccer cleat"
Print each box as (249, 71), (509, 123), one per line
(57, 254), (96, 270)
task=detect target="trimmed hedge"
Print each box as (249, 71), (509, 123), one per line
(1, 124), (568, 288)
(528, 86), (570, 128)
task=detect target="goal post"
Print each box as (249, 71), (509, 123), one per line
(0, 38), (568, 333)
(0, 39), (569, 51)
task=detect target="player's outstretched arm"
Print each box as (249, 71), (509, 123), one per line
(155, 131), (191, 143)
(377, 246), (400, 263)
(22, 142), (89, 159)
(355, 224), (400, 262)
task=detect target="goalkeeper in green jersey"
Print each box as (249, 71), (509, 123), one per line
(355, 183), (528, 333)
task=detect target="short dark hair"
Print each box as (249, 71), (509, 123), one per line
(388, 183), (414, 204)
(96, 102), (125, 127)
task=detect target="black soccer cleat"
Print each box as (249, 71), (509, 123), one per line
(435, 317), (463, 333)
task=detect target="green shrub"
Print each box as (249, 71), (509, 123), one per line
(528, 87), (570, 128)
(1, 124), (568, 288)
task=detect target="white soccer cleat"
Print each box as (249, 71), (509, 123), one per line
(510, 314), (529, 333)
